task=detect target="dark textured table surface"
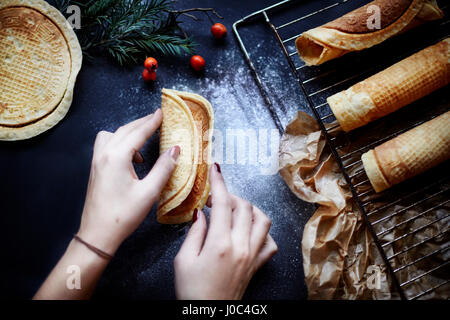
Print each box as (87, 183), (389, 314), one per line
(0, 0), (370, 299)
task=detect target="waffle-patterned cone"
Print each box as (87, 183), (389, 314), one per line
(328, 38), (449, 132)
(296, 0), (443, 66)
(362, 111), (450, 192)
(157, 89), (214, 224)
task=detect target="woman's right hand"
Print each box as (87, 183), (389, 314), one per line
(174, 163), (278, 300)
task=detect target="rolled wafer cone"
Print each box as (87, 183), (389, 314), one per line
(327, 38), (450, 132)
(157, 89), (214, 224)
(362, 111), (450, 192)
(296, 0), (443, 66)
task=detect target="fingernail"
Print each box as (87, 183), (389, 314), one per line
(170, 145), (180, 161)
(214, 162), (221, 173)
(193, 208), (198, 223)
(134, 151), (144, 163)
(148, 109), (160, 119)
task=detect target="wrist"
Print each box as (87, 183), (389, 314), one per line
(76, 227), (122, 257)
(65, 238), (110, 272)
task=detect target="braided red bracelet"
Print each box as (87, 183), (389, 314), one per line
(73, 234), (114, 260)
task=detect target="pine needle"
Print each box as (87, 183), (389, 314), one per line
(50, 0), (207, 65)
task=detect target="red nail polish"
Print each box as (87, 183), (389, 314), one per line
(193, 208), (198, 223)
(214, 162), (221, 173)
(170, 145), (180, 161)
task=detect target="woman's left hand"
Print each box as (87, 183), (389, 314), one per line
(34, 110), (179, 300)
(77, 109), (180, 256)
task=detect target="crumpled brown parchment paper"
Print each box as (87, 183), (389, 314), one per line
(279, 111), (449, 300)
(278, 111), (394, 299)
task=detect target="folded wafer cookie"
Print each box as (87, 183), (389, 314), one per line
(157, 89), (214, 224)
(327, 38), (449, 132)
(362, 111), (450, 192)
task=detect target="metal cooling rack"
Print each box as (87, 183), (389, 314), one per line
(234, 0), (450, 300)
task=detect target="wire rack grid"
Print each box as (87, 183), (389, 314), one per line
(233, 0), (450, 300)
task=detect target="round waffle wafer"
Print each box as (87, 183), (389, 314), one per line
(0, 0), (82, 141)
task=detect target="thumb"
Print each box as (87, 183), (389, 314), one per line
(142, 145), (180, 198)
(255, 234), (278, 270)
(177, 209), (207, 257)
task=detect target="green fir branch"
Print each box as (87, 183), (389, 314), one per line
(49, 0), (221, 65)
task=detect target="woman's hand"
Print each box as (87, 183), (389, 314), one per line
(174, 163), (278, 300)
(78, 109), (179, 255)
(35, 110), (179, 300)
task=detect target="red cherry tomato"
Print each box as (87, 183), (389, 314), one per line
(143, 69), (156, 82)
(190, 55), (205, 71)
(144, 57), (158, 70)
(211, 23), (227, 39)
